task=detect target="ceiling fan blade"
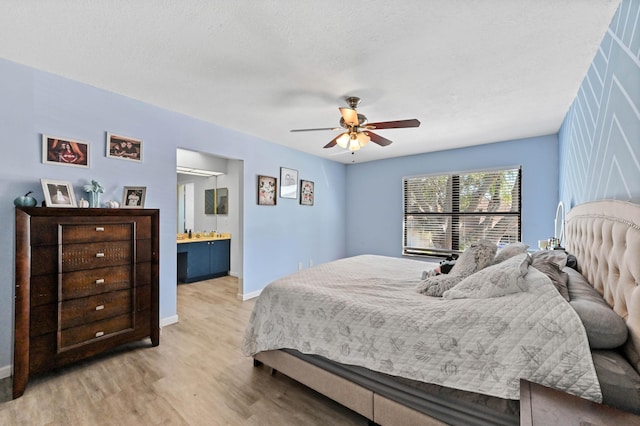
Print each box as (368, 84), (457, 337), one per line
(323, 133), (343, 148)
(339, 107), (359, 127)
(290, 127), (340, 132)
(366, 131), (393, 147)
(365, 119), (421, 130)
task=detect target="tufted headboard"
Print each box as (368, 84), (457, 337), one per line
(565, 200), (640, 375)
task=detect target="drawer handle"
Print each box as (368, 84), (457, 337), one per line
(96, 305), (104, 311)
(95, 278), (105, 284)
(96, 227), (105, 232)
(95, 331), (104, 338)
(96, 252), (105, 258)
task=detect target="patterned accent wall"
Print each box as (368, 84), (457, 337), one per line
(559, 0), (640, 208)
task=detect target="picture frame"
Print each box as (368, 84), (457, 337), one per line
(300, 180), (314, 206)
(41, 179), (77, 207)
(257, 175), (277, 205)
(42, 134), (89, 168)
(106, 133), (142, 162)
(121, 186), (146, 208)
(280, 167), (298, 199)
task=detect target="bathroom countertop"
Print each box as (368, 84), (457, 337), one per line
(177, 233), (231, 244)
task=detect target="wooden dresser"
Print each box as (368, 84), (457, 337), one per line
(13, 207), (160, 398)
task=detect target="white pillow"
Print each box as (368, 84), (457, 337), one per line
(443, 253), (531, 299)
(493, 242), (529, 264)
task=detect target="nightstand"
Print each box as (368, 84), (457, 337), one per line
(520, 379), (640, 425)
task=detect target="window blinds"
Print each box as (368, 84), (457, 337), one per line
(403, 167), (521, 256)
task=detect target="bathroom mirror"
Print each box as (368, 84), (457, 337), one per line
(177, 182), (195, 232)
(554, 201), (565, 247)
(204, 189), (215, 214)
(216, 188), (228, 215)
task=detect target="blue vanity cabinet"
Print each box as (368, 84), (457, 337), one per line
(209, 239), (231, 275)
(177, 239), (230, 283)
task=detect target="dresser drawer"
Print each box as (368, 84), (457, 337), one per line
(59, 313), (134, 350)
(32, 241), (151, 276)
(31, 284), (151, 337)
(61, 223), (134, 244)
(60, 289), (132, 329)
(61, 241), (132, 272)
(31, 262), (151, 306)
(61, 265), (133, 300)
(30, 216), (152, 246)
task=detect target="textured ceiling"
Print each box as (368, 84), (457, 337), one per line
(0, 1), (620, 163)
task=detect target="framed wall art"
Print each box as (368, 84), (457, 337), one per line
(300, 180), (314, 206)
(279, 167), (298, 199)
(42, 134), (89, 168)
(257, 175), (277, 205)
(41, 179), (77, 207)
(107, 133), (142, 162)
(121, 186), (146, 208)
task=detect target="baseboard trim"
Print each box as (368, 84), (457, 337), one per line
(0, 364), (12, 379)
(241, 289), (262, 301)
(160, 315), (179, 328)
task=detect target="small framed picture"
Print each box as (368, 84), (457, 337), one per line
(42, 135), (89, 168)
(121, 186), (146, 208)
(107, 133), (142, 162)
(300, 180), (314, 206)
(280, 167), (298, 199)
(257, 175), (277, 205)
(41, 179), (77, 207)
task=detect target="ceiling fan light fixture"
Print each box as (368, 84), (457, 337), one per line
(357, 132), (370, 147)
(336, 132), (350, 148)
(348, 133), (361, 151)
(290, 96), (420, 152)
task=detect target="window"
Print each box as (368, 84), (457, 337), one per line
(403, 167), (521, 257)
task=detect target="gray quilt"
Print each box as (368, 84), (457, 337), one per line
(242, 255), (602, 402)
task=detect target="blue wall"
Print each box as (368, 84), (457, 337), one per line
(0, 58), (347, 372)
(345, 135), (559, 257)
(559, 0), (640, 208)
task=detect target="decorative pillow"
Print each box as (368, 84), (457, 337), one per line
(530, 249), (567, 268)
(493, 242), (529, 264)
(531, 255), (569, 301)
(416, 239), (497, 297)
(443, 253), (531, 299)
(565, 267), (628, 349)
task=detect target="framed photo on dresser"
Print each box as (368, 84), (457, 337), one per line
(41, 179), (77, 208)
(121, 186), (146, 208)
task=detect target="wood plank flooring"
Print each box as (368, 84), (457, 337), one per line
(0, 276), (367, 425)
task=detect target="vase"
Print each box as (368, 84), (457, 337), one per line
(89, 192), (101, 208)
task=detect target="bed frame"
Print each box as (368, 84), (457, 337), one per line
(253, 200), (640, 425)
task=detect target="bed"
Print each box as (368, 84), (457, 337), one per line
(243, 200), (640, 425)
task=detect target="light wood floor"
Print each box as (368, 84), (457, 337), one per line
(0, 277), (368, 425)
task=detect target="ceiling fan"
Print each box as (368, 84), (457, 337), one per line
(290, 96), (420, 151)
